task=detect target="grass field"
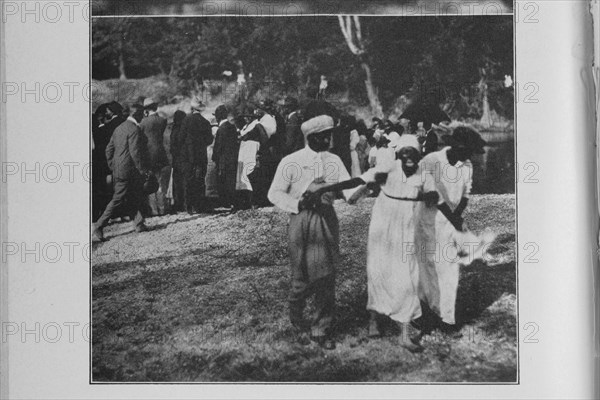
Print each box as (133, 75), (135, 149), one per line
(92, 194), (516, 382)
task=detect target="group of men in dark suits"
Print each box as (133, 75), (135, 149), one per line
(91, 95), (338, 241)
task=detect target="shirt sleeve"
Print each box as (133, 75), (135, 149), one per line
(267, 157), (300, 214)
(105, 135), (115, 171)
(128, 127), (146, 175)
(360, 147), (395, 183)
(332, 157), (360, 201)
(349, 130), (359, 150)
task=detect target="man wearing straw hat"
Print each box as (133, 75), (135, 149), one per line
(179, 96), (214, 214)
(268, 115), (355, 350)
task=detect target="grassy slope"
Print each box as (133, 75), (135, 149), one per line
(92, 194), (516, 382)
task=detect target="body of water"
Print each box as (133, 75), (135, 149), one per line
(470, 131), (515, 195)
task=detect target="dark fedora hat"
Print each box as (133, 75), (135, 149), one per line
(443, 127), (487, 154)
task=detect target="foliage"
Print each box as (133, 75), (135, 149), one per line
(92, 16), (513, 120)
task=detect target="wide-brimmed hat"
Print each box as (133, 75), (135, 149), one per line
(107, 101), (123, 115)
(143, 97), (157, 108)
(443, 127), (486, 154)
(301, 115), (335, 138)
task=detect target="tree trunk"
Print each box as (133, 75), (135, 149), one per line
(117, 32), (127, 80)
(118, 51), (127, 80)
(338, 15), (384, 118)
(361, 62), (383, 118)
(116, 19), (130, 81)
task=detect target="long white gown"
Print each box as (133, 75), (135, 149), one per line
(349, 129), (362, 178)
(360, 148), (424, 323)
(415, 147), (473, 325)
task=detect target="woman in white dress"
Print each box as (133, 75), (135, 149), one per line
(308, 134), (438, 352)
(415, 127), (487, 333)
(349, 128), (362, 177)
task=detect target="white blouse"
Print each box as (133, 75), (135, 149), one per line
(419, 147), (473, 211)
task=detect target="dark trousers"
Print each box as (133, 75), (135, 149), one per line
(248, 162), (277, 207)
(235, 190), (253, 210)
(96, 176), (145, 229)
(216, 162), (237, 208)
(147, 166), (171, 216)
(182, 161), (208, 213)
(289, 275), (336, 338)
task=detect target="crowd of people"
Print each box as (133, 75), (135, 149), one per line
(91, 94), (492, 353)
(92, 95), (448, 231)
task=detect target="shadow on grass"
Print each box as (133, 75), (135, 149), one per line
(330, 259), (516, 338)
(456, 261), (516, 325)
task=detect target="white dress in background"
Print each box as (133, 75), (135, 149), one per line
(236, 140), (260, 191)
(360, 148), (424, 323)
(349, 129), (361, 177)
(415, 147), (473, 325)
(205, 126), (219, 198)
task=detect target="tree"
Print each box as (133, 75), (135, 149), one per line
(338, 16), (383, 118)
(92, 18), (130, 80)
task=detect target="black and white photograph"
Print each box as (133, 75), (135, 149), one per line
(5, 0), (600, 397)
(92, 0), (514, 16)
(90, 14), (515, 382)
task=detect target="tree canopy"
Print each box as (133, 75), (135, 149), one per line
(92, 16), (513, 120)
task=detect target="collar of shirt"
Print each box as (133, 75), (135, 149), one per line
(127, 116), (140, 127)
(146, 110), (157, 116)
(219, 119), (227, 126)
(303, 145), (325, 162)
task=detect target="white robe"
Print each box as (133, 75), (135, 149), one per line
(236, 140), (260, 191)
(415, 147), (473, 325)
(360, 148), (424, 323)
(349, 129), (361, 178)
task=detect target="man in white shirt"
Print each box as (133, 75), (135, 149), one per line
(268, 115), (353, 350)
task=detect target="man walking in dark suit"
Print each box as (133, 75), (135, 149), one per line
(140, 98), (170, 215)
(212, 105), (239, 209)
(93, 104), (150, 242)
(179, 96), (214, 214)
(92, 102), (125, 221)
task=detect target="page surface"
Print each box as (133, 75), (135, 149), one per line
(2, 0), (597, 398)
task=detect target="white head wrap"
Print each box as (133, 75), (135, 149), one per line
(395, 134), (421, 152)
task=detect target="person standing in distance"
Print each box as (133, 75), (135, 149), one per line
(179, 97), (214, 214)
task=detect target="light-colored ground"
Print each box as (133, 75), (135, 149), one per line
(92, 194), (516, 382)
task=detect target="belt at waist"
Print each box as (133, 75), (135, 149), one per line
(382, 191), (422, 201)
